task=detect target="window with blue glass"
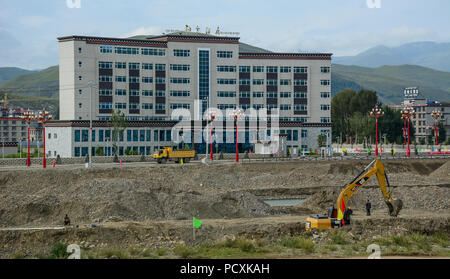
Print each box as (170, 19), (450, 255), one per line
(99, 130), (104, 142)
(293, 130), (299, 141)
(154, 130), (158, 141)
(105, 130), (111, 141)
(301, 130), (308, 138)
(199, 49), (210, 116)
(287, 130), (292, 141)
(75, 130), (81, 142)
(119, 131), (124, 142)
(159, 130), (165, 142)
(166, 130), (171, 142)
(139, 146), (145, 155)
(92, 130), (96, 142)
(74, 147), (80, 157)
(133, 130), (139, 142)
(146, 146), (151, 155)
(119, 146), (124, 155)
(81, 147), (88, 156)
(127, 130), (132, 142)
(140, 130), (145, 142)
(146, 130), (151, 142)
(82, 130), (89, 142)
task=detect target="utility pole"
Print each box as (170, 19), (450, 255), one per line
(88, 81), (95, 168)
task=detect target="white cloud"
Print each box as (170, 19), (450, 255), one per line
(123, 26), (163, 38)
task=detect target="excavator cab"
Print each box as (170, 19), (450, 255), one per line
(306, 159), (403, 231)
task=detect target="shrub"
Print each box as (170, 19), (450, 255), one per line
(391, 235), (410, 247)
(174, 245), (196, 259)
(280, 237), (315, 254)
(49, 242), (70, 259)
(329, 230), (349, 245)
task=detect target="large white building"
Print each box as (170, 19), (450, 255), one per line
(47, 29), (332, 158)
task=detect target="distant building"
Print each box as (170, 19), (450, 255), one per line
(390, 87), (449, 143)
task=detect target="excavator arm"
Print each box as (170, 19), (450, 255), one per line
(336, 159), (403, 222)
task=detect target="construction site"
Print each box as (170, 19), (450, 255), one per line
(0, 158), (448, 259)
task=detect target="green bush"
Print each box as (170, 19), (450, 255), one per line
(280, 237), (315, 254)
(174, 245), (196, 259)
(329, 230), (349, 245)
(49, 242), (70, 259)
(391, 235), (411, 247)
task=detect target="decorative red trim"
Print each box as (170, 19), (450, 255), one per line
(166, 37), (239, 44)
(86, 40), (167, 48)
(239, 54), (332, 60)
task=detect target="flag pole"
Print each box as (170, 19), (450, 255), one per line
(193, 217), (195, 241)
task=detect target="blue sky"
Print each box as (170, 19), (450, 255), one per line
(1, 0), (450, 70)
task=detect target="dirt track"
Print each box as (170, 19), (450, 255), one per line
(0, 159), (449, 258)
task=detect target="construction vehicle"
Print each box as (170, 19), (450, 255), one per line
(153, 147), (196, 164)
(306, 159), (403, 231)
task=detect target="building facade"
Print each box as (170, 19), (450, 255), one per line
(49, 30), (332, 158)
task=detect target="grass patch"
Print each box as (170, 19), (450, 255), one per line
(99, 248), (129, 259)
(280, 237), (315, 254)
(329, 230), (349, 245)
(431, 232), (449, 248)
(391, 235), (411, 248)
(174, 244), (197, 259)
(48, 242), (70, 259)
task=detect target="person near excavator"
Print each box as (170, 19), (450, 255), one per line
(366, 200), (372, 216)
(64, 214), (71, 226)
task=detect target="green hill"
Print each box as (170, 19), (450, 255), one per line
(0, 67), (36, 84)
(332, 64), (450, 105)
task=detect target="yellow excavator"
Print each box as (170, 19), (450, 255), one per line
(306, 159), (403, 231)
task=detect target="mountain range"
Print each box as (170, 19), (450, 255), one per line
(333, 41), (450, 72)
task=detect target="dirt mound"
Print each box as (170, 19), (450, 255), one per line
(430, 161), (450, 177)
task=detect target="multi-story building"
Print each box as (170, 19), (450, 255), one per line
(391, 87), (450, 143)
(47, 30), (332, 158)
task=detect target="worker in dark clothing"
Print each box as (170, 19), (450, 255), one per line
(343, 206), (353, 225)
(366, 200), (372, 216)
(64, 214), (71, 226)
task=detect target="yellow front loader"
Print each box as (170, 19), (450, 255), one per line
(306, 159), (403, 231)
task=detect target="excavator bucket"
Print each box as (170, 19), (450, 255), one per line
(386, 199), (403, 217)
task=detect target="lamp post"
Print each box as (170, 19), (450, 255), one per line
(208, 113), (215, 161)
(229, 109), (244, 163)
(400, 107), (415, 158)
(36, 110), (53, 168)
(430, 110), (443, 146)
(370, 105), (384, 156)
(21, 111), (36, 167)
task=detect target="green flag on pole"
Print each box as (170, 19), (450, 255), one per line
(193, 217), (203, 229)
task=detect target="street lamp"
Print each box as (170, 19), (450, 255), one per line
(21, 110), (36, 167)
(369, 105), (384, 156)
(208, 112), (215, 161)
(228, 109), (244, 163)
(400, 107), (415, 158)
(36, 110), (53, 168)
(430, 110), (443, 146)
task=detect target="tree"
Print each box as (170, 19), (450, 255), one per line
(317, 134), (327, 147)
(108, 109), (127, 160)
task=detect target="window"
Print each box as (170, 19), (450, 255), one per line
(217, 91), (236, 98)
(156, 104), (166, 110)
(99, 61), (112, 69)
(115, 62), (126, 69)
(129, 63), (140, 69)
(79, 89), (82, 94)
(74, 130), (80, 142)
(239, 79), (250, 85)
(100, 46), (112, 53)
(99, 103), (112, 109)
(321, 104), (330, 111)
(115, 76), (126, 82)
(129, 90), (140, 96)
(114, 47), (139, 55)
(295, 105), (307, 111)
(74, 147), (80, 157)
(156, 90), (165, 97)
(155, 64), (166, 71)
(133, 130), (139, 142)
(115, 103), (127, 109)
(142, 90), (153, 96)
(321, 92), (331, 98)
(155, 77), (165, 84)
(294, 92), (307, 98)
(280, 105), (291, 111)
(253, 104), (264, 110)
(99, 76), (112, 82)
(99, 89), (112, 96)
(78, 76), (82, 81)
(321, 67), (331, 73)
(301, 130), (308, 138)
(217, 65), (236, 72)
(267, 104), (278, 110)
(267, 92), (278, 98)
(239, 92), (250, 98)
(78, 47), (82, 53)
(170, 90), (190, 97)
(321, 117), (331, 123)
(280, 66), (291, 73)
(129, 103), (139, 110)
(173, 49), (190, 57)
(142, 48), (165, 56)
(146, 130), (152, 142)
(170, 77), (189, 84)
(280, 79), (291, 86)
(253, 92), (264, 98)
(78, 61), (82, 67)
(48, 133), (51, 139)
(294, 80), (307, 86)
(82, 130), (89, 142)
(217, 79), (236, 85)
(217, 51), (233, 58)
(170, 104), (191, 110)
(267, 80), (278, 86)
(253, 66), (264, 72)
(294, 67), (308, 73)
(170, 64), (190, 71)
(115, 89), (127, 96)
(293, 130), (299, 141)
(217, 104), (236, 110)
(253, 79), (264, 85)
(142, 77), (153, 83)
(267, 66), (278, 73)
(142, 103), (153, 110)
(239, 66), (250, 73)
(280, 92), (291, 98)
(142, 63), (153, 70)
(321, 80), (331, 86)
(129, 76), (139, 83)
(79, 103), (82, 108)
